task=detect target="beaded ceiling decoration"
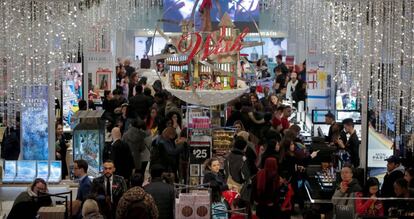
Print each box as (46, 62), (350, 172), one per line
(0, 0), (161, 127)
(264, 0), (414, 138)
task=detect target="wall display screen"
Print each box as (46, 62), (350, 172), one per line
(37, 161), (49, 179)
(73, 130), (102, 176)
(135, 37), (167, 60)
(240, 37), (287, 62)
(15, 160), (37, 183)
(48, 161), (62, 183)
(336, 110), (361, 124)
(3, 160), (17, 183)
(21, 85), (49, 160)
(311, 110), (330, 124)
(163, 0), (260, 32)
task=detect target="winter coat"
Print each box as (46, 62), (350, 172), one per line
(332, 179), (362, 207)
(117, 186), (159, 219)
(122, 126), (147, 170)
(144, 178), (174, 219)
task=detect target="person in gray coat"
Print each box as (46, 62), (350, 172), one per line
(122, 118), (148, 173)
(332, 166), (362, 208)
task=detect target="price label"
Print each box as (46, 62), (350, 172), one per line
(190, 146), (211, 164)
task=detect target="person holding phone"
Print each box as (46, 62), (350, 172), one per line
(332, 166), (362, 207)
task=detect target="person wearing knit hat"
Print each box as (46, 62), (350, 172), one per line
(82, 199), (104, 219)
(224, 136), (247, 193)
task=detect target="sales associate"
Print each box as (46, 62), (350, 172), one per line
(324, 112), (337, 143)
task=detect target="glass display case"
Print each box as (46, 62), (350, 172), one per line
(72, 110), (105, 177)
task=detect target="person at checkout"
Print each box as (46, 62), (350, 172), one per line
(324, 112), (337, 143)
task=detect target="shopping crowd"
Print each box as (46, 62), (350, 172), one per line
(3, 56), (414, 219)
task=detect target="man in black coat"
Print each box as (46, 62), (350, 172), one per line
(127, 84), (152, 120)
(1, 117), (20, 160)
(381, 155), (405, 213)
(144, 164), (175, 219)
(92, 160), (128, 219)
(111, 127), (134, 182)
(337, 118), (360, 167)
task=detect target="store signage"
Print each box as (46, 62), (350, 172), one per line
(177, 26), (250, 64)
(21, 85), (49, 160)
(190, 145), (211, 164)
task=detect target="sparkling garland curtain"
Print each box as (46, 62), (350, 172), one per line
(264, 0), (414, 139)
(0, 0), (161, 127)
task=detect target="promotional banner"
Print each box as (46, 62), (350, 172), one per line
(21, 85), (49, 160)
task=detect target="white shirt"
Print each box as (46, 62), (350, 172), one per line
(104, 175), (113, 202)
(286, 80), (299, 101)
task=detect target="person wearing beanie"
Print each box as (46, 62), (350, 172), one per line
(224, 136), (247, 193)
(82, 199), (104, 219)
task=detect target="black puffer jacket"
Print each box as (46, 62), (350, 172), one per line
(144, 178), (175, 219)
(224, 149), (245, 184)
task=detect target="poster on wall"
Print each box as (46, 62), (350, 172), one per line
(73, 130), (102, 176)
(367, 125), (393, 181)
(96, 68), (112, 93)
(62, 63), (83, 130)
(21, 85), (49, 160)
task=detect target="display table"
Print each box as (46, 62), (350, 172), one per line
(0, 180), (78, 201)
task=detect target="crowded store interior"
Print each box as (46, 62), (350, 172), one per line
(2, 0), (414, 218)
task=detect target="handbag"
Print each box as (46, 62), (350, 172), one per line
(226, 160), (242, 193)
(334, 193), (356, 219)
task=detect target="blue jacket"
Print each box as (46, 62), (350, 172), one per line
(76, 175), (92, 202)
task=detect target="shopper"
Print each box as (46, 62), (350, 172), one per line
(273, 66), (286, 94)
(111, 127), (134, 182)
(122, 118), (147, 174)
(337, 118), (360, 167)
(226, 101), (243, 127)
(123, 59), (135, 78)
(286, 72), (300, 102)
(165, 110), (182, 136)
(128, 83), (152, 120)
(224, 136), (247, 193)
(404, 168), (414, 190)
(389, 178), (414, 216)
(128, 72), (139, 98)
(7, 178), (52, 219)
(82, 199), (104, 219)
(74, 159), (92, 202)
(275, 54), (289, 76)
(355, 177), (384, 217)
(0, 116), (20, 160)
(331, 166), (362, 208)
(259, 138), (281, 169)
(381, 155), (405, 212)
(324, 112), (337, 143)
(92, 160), (128, 219)
(146, 107), (161, 136)
(150, 127), (183, 178)
(203, 157), (229, 193)
(144, 164), (174, 219)
(252, 157), (281, 219)
(117, 174), (159, 219)
(55, 122), (68, 178)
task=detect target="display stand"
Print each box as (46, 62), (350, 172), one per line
(212, 128), (235, 170)
(174, 183), (211, 219)
(186, 105), (212, 186)
(72, 110), (105, 178)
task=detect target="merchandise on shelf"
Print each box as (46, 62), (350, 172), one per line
(212, 130), (234, 155)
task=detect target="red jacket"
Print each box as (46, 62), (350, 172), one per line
(355, 192), (384, 216)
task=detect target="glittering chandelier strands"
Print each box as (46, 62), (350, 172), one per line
(0, 0), (161, 127)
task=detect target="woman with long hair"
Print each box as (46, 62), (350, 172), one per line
(146, 107), (160, 137)
(252, 157), (280, 219)
(355, 177), (384, 217)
